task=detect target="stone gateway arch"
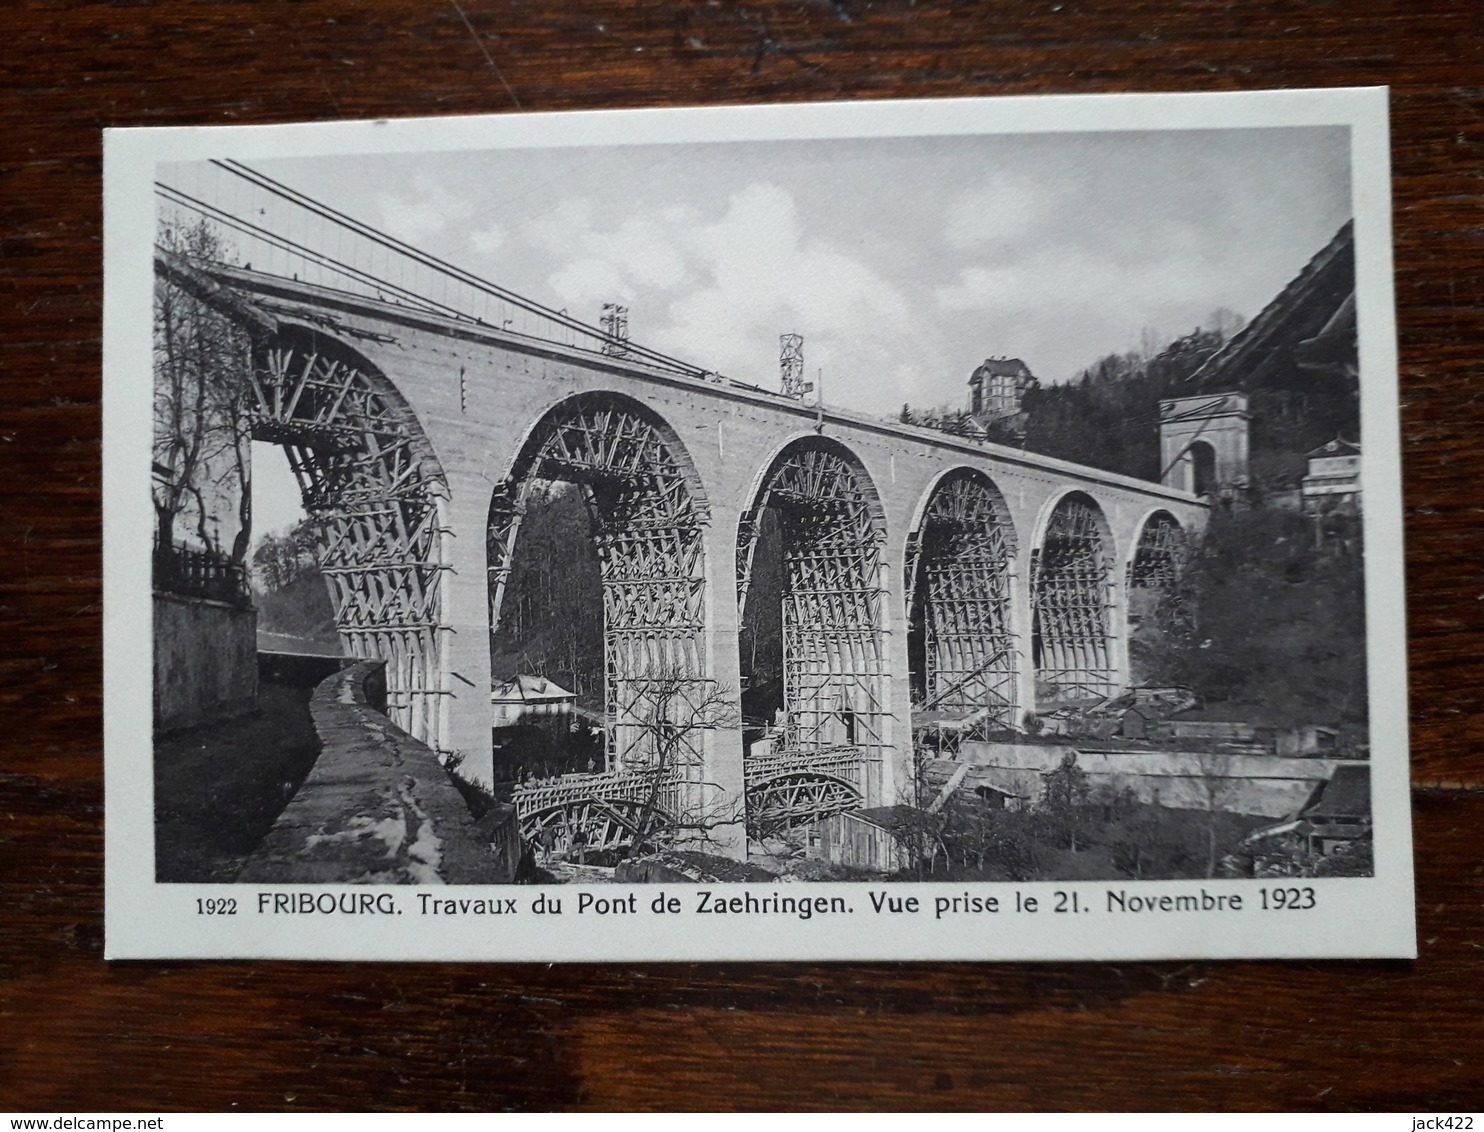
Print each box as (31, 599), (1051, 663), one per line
(155, 254), (1205, 859)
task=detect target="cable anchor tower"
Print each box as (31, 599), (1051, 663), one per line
(780, 333), (812, 399)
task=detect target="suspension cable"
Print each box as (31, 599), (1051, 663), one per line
(209, 159), (709, 379)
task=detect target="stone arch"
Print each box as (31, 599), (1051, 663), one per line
(1189, 439), (1218, 497)
(1125, 509), (1187, 685)
(735, 436), (888, 830)
(1031, 490), (1115, 703)
(249, 323), (452, 747)
(1127, 509), (1187, 594)
(904, 468), (1019, 729)
(486, 392), (710, 771)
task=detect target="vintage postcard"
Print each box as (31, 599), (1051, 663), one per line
(104, 88), (1414, 961)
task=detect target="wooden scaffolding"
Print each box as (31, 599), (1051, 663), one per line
(738, 442), (884, 833)
(1031, 493), (1115, 701)
(1128, 510), (1186, 592)
(905, 470), (1018, 730)
(487, 395), (710, 784)
(252, 338), (451, 749)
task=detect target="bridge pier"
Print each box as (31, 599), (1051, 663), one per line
(700, 520), (747, 857)
(1010, 568), (1039, 734)
(1108, 552), (1133, 699)
(441, 475), (497, 788)
(881, 524), (914, 809)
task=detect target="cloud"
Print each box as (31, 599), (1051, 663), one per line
(547, 258), (628, 309)
(491, 180), (928, 405)
(375, 175), (473, 244)
(933, 233), (1249, 382)
(521, 198), (598, 254)
(943, 173), (1048, 248)
(469, 223), (507, 256)
(936, 265), (1024, 313)
(644, 182), (923, 404)
(516, 199), (694, 317)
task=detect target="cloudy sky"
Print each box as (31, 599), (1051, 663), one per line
(174, 124), (1350, 409)
(165, 126), (1351, 538)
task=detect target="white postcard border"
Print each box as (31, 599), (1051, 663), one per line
(104, 87), (1414, 962)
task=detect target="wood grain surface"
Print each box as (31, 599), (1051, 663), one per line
(2, 0), (1481, 1112)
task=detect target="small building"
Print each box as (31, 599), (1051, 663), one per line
(968, 357), (1035, 427)
(1273, 724), (1341, 757)
(913, 705), (992, 757)
(1128, 685), (1198, 714)
(1301, 437), (1362, 515)
(810, 805), (924, 872)
(972, 782), (1024, 810)
(1242, 762), (1372, 861)
(919, 758), (1029, 816)
(490, 674), (576, 729)
(1163, 716), (1258, 743)
(1298, 763), (1371, 854)
(1119, 706), (1155, 740)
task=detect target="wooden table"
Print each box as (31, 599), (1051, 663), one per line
(2, 1), (1480, 1111)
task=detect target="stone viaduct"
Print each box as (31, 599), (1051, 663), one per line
(160, 255), (1206, 856)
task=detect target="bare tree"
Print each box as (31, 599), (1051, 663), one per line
(883, 805), (947, 876)
(617, 667), (744, 857)
(1206, 306), (1247, 343)
(1193, 749), (1239, 879)
(152, 219), (253, 560)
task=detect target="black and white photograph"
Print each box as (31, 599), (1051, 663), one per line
(105, 89), (1413, 961)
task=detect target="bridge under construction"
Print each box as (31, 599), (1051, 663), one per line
(153, 161), (1206, 859)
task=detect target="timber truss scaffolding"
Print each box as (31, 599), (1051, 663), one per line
(743, 746), (863, 841)
(905, 471), (1018, 729)
(514, 769), (680, 858)
(251, 336), (451, 747)
(1031, 493), (1115, 701)
(487, 395), (710, 784)
(1128, 510), (1186, 592)
(738, 442), (885, 832)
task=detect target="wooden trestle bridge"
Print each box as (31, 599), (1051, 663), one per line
(152, 162), (1208, 861)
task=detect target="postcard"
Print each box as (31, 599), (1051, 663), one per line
(104, 87), (1413, 960)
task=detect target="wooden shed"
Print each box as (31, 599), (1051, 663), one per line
(810, 805), (924, 872)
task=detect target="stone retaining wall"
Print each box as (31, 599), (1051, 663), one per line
(154, 592), (257, 732)
(239, 661), (510, 885)
(956, 740), (1359, 818)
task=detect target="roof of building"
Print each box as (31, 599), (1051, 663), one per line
(1183, 221), (1355, 394)
(1303, 763), (1372, 822)
(912, 706), (992, 731)
(1296, 290), (1358, 372)
(840, 804), (929, 830)
(491, 674), (575, 704)
(1307, 436), (1362, 459)
(969, 357), (1033, 382)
